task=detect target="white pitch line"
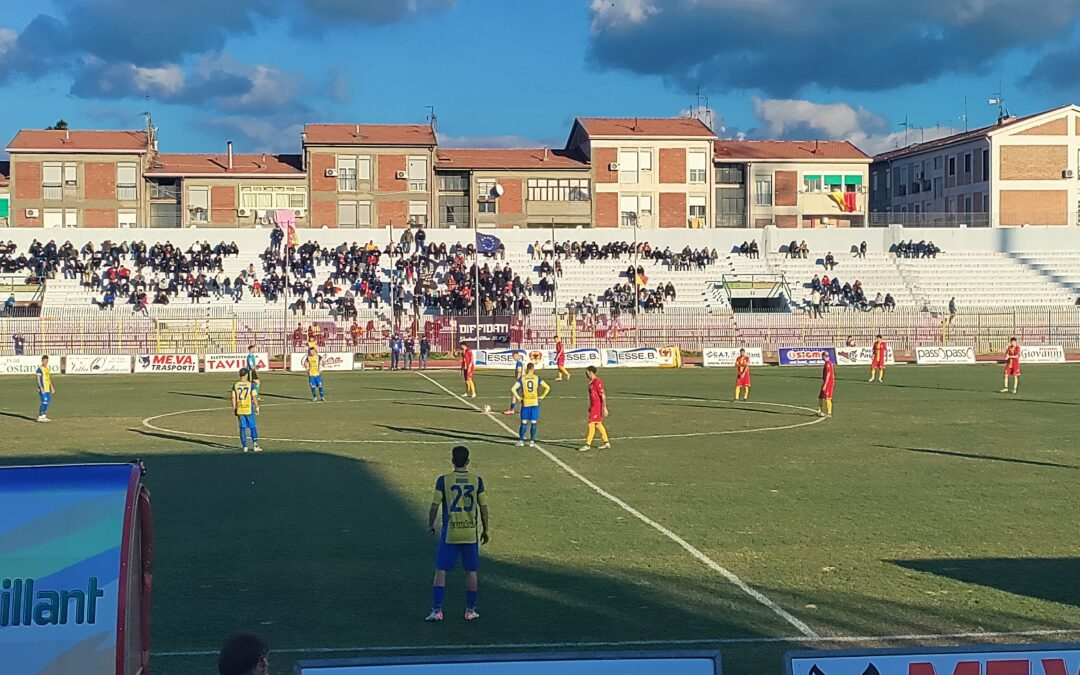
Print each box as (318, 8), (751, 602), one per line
(140, 397), (823, 445)
(153, 627), (1080, 658)
(416, 371), (821, 640)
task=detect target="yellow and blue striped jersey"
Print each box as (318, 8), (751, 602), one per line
(36, 366), (52, 394)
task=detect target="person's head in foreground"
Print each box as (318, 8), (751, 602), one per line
(218, 632), (268, 675)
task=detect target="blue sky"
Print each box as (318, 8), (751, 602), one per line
(0, 0), (1077, 155)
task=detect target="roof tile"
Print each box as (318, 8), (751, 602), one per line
(713, 140), (869, 161)
(436, 148), (588, 170)
(576, 117), (716, 138)
(304, 124), (436, 147)
(145, 153), (303, 176)
(7, 129), (150, 152)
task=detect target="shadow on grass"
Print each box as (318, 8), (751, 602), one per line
(396, 401), (474, 413)
(130, 428), (237, 451)
(0, 410), (38, 422)
(892, 557), (1080, 609)
(167, 391), (223, 402)
(374, 424), (510, 444)
(874, 444), (1077, 470)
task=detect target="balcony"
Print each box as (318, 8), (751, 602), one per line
(117, 186), (138, 201)
(43, 186), (63, 200)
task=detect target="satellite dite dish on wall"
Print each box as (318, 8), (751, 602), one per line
(492, 183), (505, 198)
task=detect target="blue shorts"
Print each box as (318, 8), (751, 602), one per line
(436, 541), (480, 572)
(238, 413), (257, 429)
(39, 393), (51, 404)
(309, 375), (323, 388)
(520, 405), (539, 422)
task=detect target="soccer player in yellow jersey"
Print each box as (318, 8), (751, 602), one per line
(302, 346), (325, 402)
(426, 445), (489, 623)
(36, 355), (55, 423)
(512, 362), (550, 447)
(232, 367), (261, 453)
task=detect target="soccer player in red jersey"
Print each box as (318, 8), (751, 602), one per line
(818, 352), (835, 417)
(734, 348), (751, 400)
(579, 366), (610, 451)
(869, 334), (888, 383)
(461, 345), (477, 398)
(554, 338), (571, 381)
(1001, 337), (1021, 394)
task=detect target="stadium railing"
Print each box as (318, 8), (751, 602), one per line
(1, 305), (1078, 358)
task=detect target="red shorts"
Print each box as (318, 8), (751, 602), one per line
(588, 408), (604, 423)
(1005, 363), (1021, 376)
(871, 359), (885, 369)
(463, 370), (474, 381)
(736, 374), (751, 387)
(557, 358), (566, 368)
(819, 386), (834, 399)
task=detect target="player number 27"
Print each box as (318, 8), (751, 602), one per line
(449, 485), (475, 513)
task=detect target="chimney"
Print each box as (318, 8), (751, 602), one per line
(543, 147), (549, 162)
(301, 131), (307, 170)
(64, 129), (70, 143)
(354, 124), (361, 138)
(227, 140), (234, 170)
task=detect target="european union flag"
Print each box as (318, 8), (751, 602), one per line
(476, 232), (501, 254)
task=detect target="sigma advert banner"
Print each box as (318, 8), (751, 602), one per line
(134, 354), (199, 373)
(204, 352), (270, 373)
(1021, 345), (1065, 363)
(833, 345), (896, 366)
(786, 644), (1080, 675)
(603, 347), (681, 368)
(0, 356), (64, 376)
(64, 355), (132, 375)
(289, 352), (355, 372)
(0, 463), (137, 674)
(915, 346), (976, 365)
(702, 347), (765, 368)
(779, 347), (837, 366)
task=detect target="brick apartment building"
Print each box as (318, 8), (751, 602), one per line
(2, 106), (1076, 231)
(712, 140), (871, 228)
(870, 104), (1080, 227)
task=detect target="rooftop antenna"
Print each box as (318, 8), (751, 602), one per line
(959, 97), (969, 132)
(140, 92), (156, 152)
(693, 87), (713, 131)
(898, 116), (914, 146)
(989, 79), (1009, 124)
(426, 105), (437, 134)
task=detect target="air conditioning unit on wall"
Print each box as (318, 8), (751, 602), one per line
(25, 208), (39, 218)
(237, 208), (251, 217)
(608, 163), (620, 171)
(324, 168), (338, 178)
(1064, 169), (1075, 179)
(395, 171), (408, 179)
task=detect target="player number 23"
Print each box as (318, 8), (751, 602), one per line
(449, 485), (475, 513)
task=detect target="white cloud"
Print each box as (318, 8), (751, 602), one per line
(437, 133), (548, 148)
(219, 64), (299, 111)
(678, 106), (724, 134)
(748, 97), (959, 155)
(589, 0), (659, 32)
(132, 64), (186, 96)
(0, 27), (16, 55)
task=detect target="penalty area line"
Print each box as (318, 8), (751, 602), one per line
(415, 371), (821, 640)
(153, 627), (1080, 658)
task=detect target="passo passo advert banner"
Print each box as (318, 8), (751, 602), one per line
(786, 643), (1080, 675)
(0, 462), (151, 675)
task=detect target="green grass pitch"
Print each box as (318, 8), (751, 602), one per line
(2, 363), (1079, 673)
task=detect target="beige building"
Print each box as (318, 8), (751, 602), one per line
(144, 149), (305, 228)
(870, 104), (1080, 227)
(565, 117), (717, 228)
(712, 140), (871, 228)
(303, 124), (437, 229)
(434, 148), (591, 230)
(0, 161), (9, 227)
(6, 129), (153, 228)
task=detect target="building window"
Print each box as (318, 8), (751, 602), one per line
(409, 201), (428, 226)
(886, 170), (891, 189)
(689, 195), (707, 223)
(755, 174), (773, 206)
(526, 178), (591, 201)
(64, 163), (77, 187)
(618, 150), (639, 184)
(439, 172), (469, 191)
(948, 156), (956, 176)
(43, 209), (78, 228)
(716, 163), (745, 184)
(964, 153), (972, 174)
(117, 163), (138, 201)
(408, 157), (428, 192)
(338, 201), (371, 228)
(872, 171), (878, 192)
(477, 179), (497, 214)
(619, 195), (645, 227)
(150, 180), (179, 200)
(440, 194), (470, 226)
(934, 156), (942, 171)
(118, 209), (138, 228)
(188, 187), (209, 223)
(688, 152), (707, 183)
(803, 175), (823, 193)
(965, 196), (972, 213)
(43, 163), (63, 200)
(239, 186), (307, 210)
(337, 156), (357, 191)
(150, 203), (181, 228)
(477, 200), (496, 214)
(982, 150), (989, 180)
(933, 177), (943, 199)
(983, 195), (989, 212)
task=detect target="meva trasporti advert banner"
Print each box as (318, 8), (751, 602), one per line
(0, 463), (139, 673)
(134, 354), (199, 373)
(702, 347), (764, 367)
(289, 352), (355, 372)
(786, 644), (1080, 675)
